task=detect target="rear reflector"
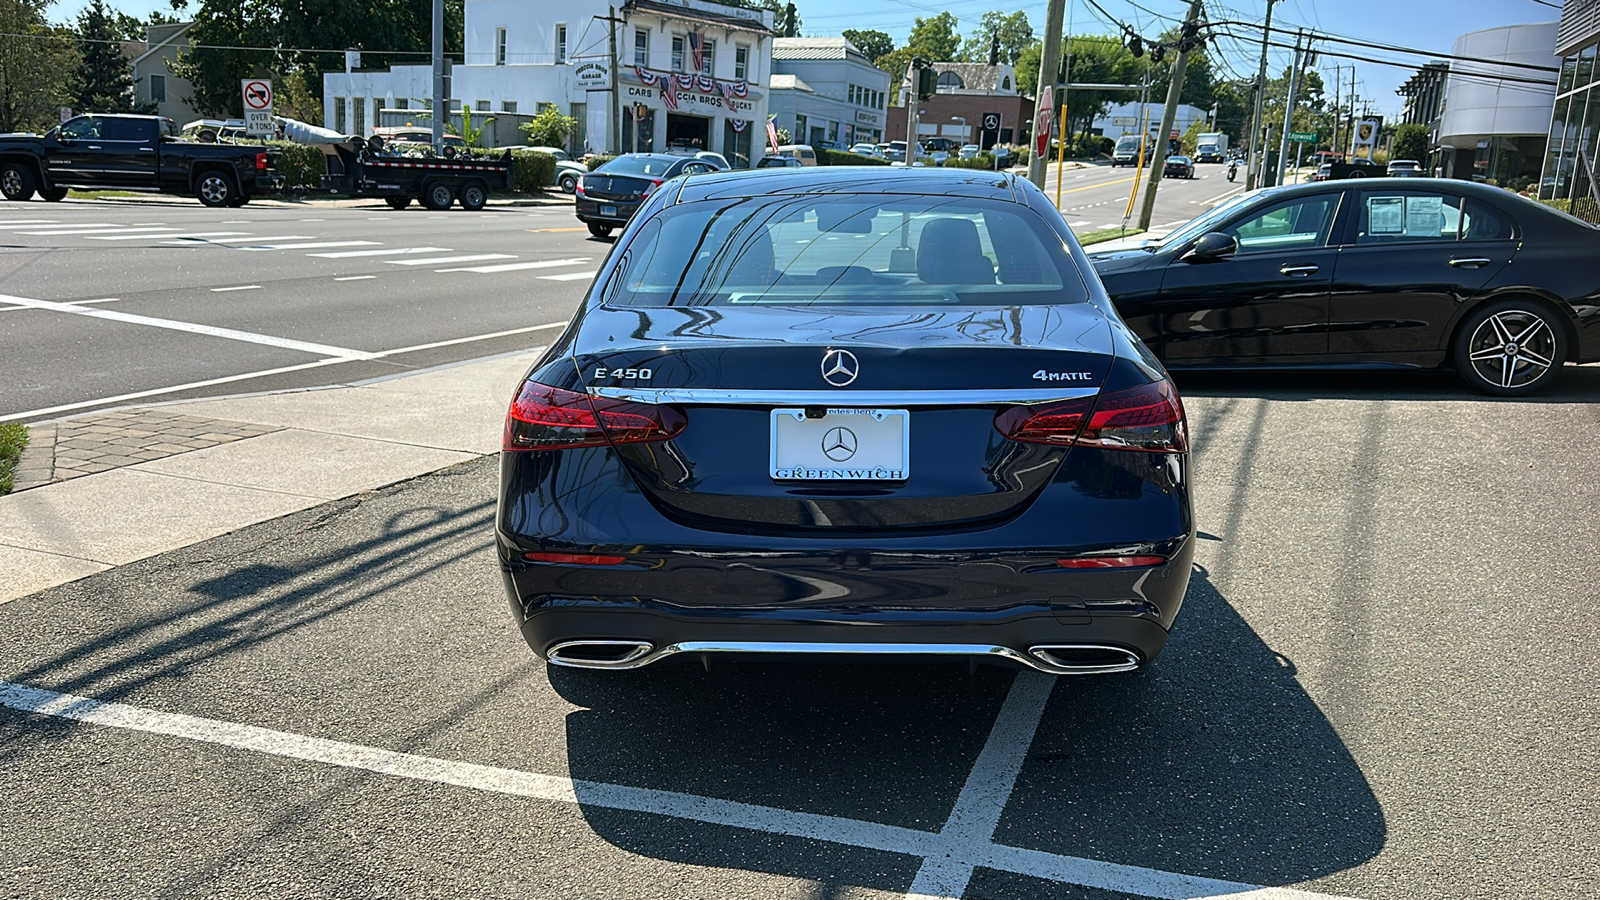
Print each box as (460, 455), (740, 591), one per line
(503, 380), (685, 451)
(1056, 555), (1166, 569)
(524, 552), (627, 565)
(996, 379), (1187, 453)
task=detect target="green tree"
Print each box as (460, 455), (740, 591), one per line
(0, 0), (79, 132)
(1392, 122), (1429, 162)
(957, 11), (1032, 66)
(75, 0), (145, 113)
(842, 29), (893, 63)
(752, 0), (800, 37)
(521, 106), (578, 148)
(906, 12), (960, 61)
(1016, 34), (1143, 142)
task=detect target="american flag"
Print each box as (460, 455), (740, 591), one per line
(766, 115), (780, 153)
(662, 85), (679, 112)
(687, 32), (705, 72)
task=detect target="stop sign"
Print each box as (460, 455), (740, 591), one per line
(1035, 86), (1053, 157)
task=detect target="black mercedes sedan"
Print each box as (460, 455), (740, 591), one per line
(499, 167), (1195, 676)
(1089, 178), (1600, 394)
(575, 153), (721, 239)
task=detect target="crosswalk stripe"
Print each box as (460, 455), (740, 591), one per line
(386, 254), (515, 266)
(537, 271), (598, 282)
(307, 247), (452, 258)
(0, 220), (62, 227)
(240, 241), (382, 251)
(169, 235), (315, 244)
(19, 226), (181, 236)
(435, 257), (592, 274)
(92, 231), (248, 241)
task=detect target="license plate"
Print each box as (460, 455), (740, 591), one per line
(770, 408), (908, 481)
(600, 204), (618, 217)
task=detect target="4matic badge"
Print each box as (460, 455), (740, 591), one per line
(1032, 369), (1094, 382)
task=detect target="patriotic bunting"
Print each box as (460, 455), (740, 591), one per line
(628, 67), (752, 105)
(730, 81), (748, 98)
(730, 119), (748, 132)
(634, 66), (659, 87)
(695, 74), (716, 93)
(674, 72), (695, 89)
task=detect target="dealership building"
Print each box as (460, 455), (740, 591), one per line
(1540, 0), (1600, 205)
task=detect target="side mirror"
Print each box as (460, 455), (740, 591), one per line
(1188, 232), (1237, 261)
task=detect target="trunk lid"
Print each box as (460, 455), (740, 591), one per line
(572, 304), (1116, 533)
(582, 174), (651, 201)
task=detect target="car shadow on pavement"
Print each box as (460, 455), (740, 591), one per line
(558, 568), (1385, 896)
(1170, 363), (1600, 403)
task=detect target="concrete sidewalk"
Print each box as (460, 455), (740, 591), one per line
(0, 349), (543, 603)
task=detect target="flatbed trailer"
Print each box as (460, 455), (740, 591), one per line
(318, 140), (513, 210)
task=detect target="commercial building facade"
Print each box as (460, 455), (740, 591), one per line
(885, 63), (1032, 148)
(324, 0), (773, 165)
(767, 38), (890, 148)
(1433, 22), (1560, 190)
(1540, 0), (1600, 206)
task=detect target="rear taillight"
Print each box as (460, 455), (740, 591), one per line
(996, 379), (1187, 453)
(640, 177), (664, 197)
(523, 551), (627, 565)
(503, 380), (684, 451)
(255, 152), (268, 170)
(1056, 555), (1166, 568)
(575, 176), (585, 196)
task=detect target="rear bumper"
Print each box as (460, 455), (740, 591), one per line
(575, 197), (639, 225)
(252, 174), (284, 193)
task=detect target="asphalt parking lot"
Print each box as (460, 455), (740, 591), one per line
(3, 368), (1597, 900)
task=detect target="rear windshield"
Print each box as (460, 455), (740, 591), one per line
(600, 156), (677, 176)
(599, 194), (1088, 308)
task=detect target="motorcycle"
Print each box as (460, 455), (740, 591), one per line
(1227, 161), (1238, 182)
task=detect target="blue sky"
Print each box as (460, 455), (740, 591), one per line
(50, 0), (1562, 118)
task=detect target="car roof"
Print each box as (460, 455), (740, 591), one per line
(675, 166), (1020, 203)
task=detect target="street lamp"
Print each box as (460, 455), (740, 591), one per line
(950, 116), (967, 142)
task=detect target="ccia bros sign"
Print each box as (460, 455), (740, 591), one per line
(625, 84), (754, 114)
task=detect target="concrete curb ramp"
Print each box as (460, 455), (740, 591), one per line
(0, 350), (543, 603)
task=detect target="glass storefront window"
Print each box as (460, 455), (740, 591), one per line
(1559, 52), (1578, 95)
(1579, 44), (1597, 90)
(1542, 93), (1574, 200)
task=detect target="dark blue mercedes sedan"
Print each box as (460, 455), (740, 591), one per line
(498, 167), (1194, 676)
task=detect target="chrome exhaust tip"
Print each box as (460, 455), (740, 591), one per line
(1027, 644), (1142, 675)
(545, 640), (654, 669)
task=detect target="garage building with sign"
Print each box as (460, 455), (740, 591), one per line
(767, 38), (891, 148)
(323, 0), (774, 165)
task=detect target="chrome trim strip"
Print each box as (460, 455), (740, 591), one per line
(587, 386), (1100, 406)
(546, 640), (654, 669)
(543, 640), (1138, 675)
(1027, 644), (1142, 675)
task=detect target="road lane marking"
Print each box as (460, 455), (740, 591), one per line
(386, 254), (515, 266)
(211, 285), (262, 292)
(170, 235), (314, 244)
(436, 257), (592, 274)
(1, 327), (565, 422)
(0, 220), (60, 226)
(0, 297), (119, 313)
(19, 226), (182, 236)
(240, 241), (382, 251)
(0, 292), (375, 361)
(536, 271), (598, 281)
(334, 275), (377, 281)
(525, 227), (589, 233)
(1068, 220), (1090, 227)
(307, 247), (452, 258)
(0, 680), (1361, 900)
(92, 231), (248, 241)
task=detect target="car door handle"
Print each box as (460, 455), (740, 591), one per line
(85, 145), (102, 150)
(138, 147), (155, 152)
(1279, 264), (1319, 277)
(1449, 257), (1492, 268)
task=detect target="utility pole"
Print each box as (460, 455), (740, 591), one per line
(607, 7), (621, 154)
(905, 59), (920, 167)
(431, 0), (444, 153)
(1330, 63), (1342, 160)
(1028, 0), (1067, 187)
(1275, 29), (1303, 187)
(1136, 0), (1204, 231)
(1348, 67), (1358, 157)
(1245, 0), (1278, 190)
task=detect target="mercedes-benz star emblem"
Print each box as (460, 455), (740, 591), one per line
(822, 426), (858, 462)
(821, 349), (859, 387)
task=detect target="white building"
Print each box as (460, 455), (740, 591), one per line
(324, 0), (774, 166)
(1093, 102), (1208, 141)
(1436, 22), (1560, 187)
(767, 38), (890, 147)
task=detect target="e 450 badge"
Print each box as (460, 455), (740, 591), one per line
(593, 366), (653, 381)
(1032, 369), (1094, 382)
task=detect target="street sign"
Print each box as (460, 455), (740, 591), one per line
(241, 79), (274, 136)
(1288, 130), (1317, 143)
(982, 112), (1001, 132)
(1034, 87), (1052, 157)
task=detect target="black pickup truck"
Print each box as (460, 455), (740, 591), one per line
(0, 113), (283, 207)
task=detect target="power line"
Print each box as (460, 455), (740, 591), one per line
(1212, 18), (1560, 74)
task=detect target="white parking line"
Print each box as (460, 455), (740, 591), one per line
(0, 220), (61, 227)
(19, 226), (181, 236)
(170, 235), (314, 244)
(92, 231), (248, 241)
(334, 275), (377, 281)
(536, 271), (598, 281)
(0, 680), (1361, 900)
(0, 292), (374, 360)
(1, 326), (564, 422)
(0, 297), (119, 313)
(240, 241), (382, 251)
(386, 253), (515, 266)
(210, 285), (262, 292)
(307, 247), (451, 258)
(436, 257), (592, 274)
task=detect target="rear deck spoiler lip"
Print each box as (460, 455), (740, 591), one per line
(587, 386), (1101, 405)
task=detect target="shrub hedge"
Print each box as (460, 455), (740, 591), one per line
(817, 148), (889, 166)
(585, 154), (617, 171)
(264, 140), (326, 190)
(509, 149), (557, 193)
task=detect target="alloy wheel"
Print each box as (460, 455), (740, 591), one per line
(2, 169), (20, 197)
(1467, 310), (1556, 390)
(199, 175), (230, 205)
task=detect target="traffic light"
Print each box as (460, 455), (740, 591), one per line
(917, 67), (937, 101)
(1128, 34), (1144, 57)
